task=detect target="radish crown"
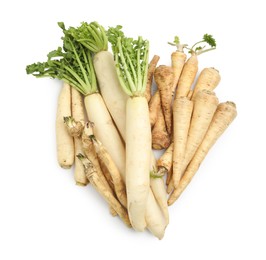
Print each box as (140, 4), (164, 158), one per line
(107, 26), (149, 97)
(68, 21), (108, 53)
(26, 22), (98, 96)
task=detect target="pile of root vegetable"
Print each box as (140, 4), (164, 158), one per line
(26, 22), (237, 239)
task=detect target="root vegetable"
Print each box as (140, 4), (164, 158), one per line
(172, 97), (193, 188)
(157, 142), (174, 177)
(145, 55), (160, 102)
(108, 28), (151, 231)
(71, 87), (87, 185)
(149, 91), (161, 128)
(91, 136), (127, 208)
(176, 34), (217, 98)
(56, 83), (74, 168)
(168, 89), (218, 204)
(154, 65), (174, 135)
(191, 67), (221, 100)
(78, 154), (131, 227)
(168, 101), (237, 205)
(152, 104), (171, 150)
(168, 36), (187, 95)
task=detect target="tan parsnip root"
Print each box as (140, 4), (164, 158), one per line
(82, 123), (115, 195)
(176, 54), (198, 98)
(71, 87), (87, 186)
(78, 154), (131, 227)
(166, 167), (173, 186)
(168, 90), (219, 204)
(157, 143), (174, 177)
(171, 51), (187, 95)
(149, 91), (161, 128)
(187, 90), (193, 100)
(56, 82), (74, 169)
(191, 67), (221, 100)
(91, 136), (127, 208)
(154, 65), (174, 135)
(145, 55), (160, 102)
(152, 104), (171, 150)
(172, 97), (193, 188)
(168, 101), (237, 204)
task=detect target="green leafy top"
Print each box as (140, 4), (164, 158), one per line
(187, 34), (216, 55)
(26, 22), (98, 96)
(68, 21), (108, 53)
(168, 36), (188, 52)
(107, 26), (149, 96)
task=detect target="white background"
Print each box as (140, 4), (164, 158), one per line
(1, 0), (266, 259)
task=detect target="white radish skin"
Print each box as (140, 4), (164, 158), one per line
(92, 53), (167, 238)
(56, 83), (74, 168)
(93, 51), (128, 140)
(126, 96), (151, 231)
(150, 152), (169, 225)
(145, 190), (166, 239)
(71, 88), (87, 185)
(84, 93), (125, 177)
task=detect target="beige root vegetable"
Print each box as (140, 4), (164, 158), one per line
(168, 37), (187, 95)
(168, 101), (237, 205)
(152, 104), (171, 149)
(176, 34), (217, 98)
(149, 91), (161, 128)
(91, 136), (127, 208)
(191, 67), (221, 100)
(154, 65), (174, 135)
(187, 90), (193, 100)
(150, 153), (169, 225)
(64, 116), (87, 186)
(157, 142), (174, 177)
(145, 55), (160, 102)
(172, 97), (193, 188)
(56, 82), (74, 169)
(78, 154), (131, 227)
(176, 54), (198, 97)
(168, 89), (219, 202)
(82, 123), (114, 192)
(71, 87), (87, 186)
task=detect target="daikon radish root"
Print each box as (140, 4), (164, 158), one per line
(54, 83), (74, 168)
(149, 91), (161, 128)
(145, 190), (167, 240)
(168, 101), (237, 205)
(92, 51), (128, 140)
(73, 23), (167, 237)
(154, 65), (174, 135)
(71, 87), (87, 186)
(168, 36), (187, 95)
(152, 104), (171, 150)
(150, 153), (169, 225)
(191, 67), (221, 100)
(91, 136), (127, 208)
(176, 34), (217, 98)
(77, 154), (131, 227)
(145, 55), (160, 102)
(168, 89), (218, 204)
(108, 28), (151, 231)
(172, 97), (193, 188)
(157, 142), (174, 177)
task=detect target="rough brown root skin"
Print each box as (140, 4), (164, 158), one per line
(149, 91), (161, 128)
(152, 104), (171, 150)
(145, 55), (160, 102)
(154, 65), (174, 135)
